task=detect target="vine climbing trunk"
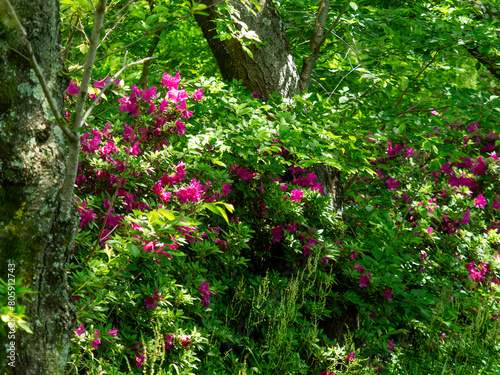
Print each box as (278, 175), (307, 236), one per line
(0, 1), (78, 374)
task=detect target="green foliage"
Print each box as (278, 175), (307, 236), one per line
(55, 0), (500, 374)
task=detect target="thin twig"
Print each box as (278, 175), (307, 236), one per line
(319, 0), (351, 48)
(393, 49), (442, 113)
(81, 56), (157, 125)
(71, 0), (108, 132)
(104, 0), (139, 28)
(61, 0), (108, 218)
(61, 15), (81, 63)
(93, 13), (192, 65)
(99, 9), (129, 48)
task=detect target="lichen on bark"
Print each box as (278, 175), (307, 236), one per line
(0, 1), (78, 374)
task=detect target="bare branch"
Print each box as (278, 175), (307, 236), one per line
(60, 0), (108, 217)
(299, 0), (352, 91)
(2, 0), (76, 141)
(81, 56), (158, 125)
(319, 0), (351, 48)
(72, 0), (108, 132)
(94, 13), (192, 65)
(104, 0), (139, 28)
(299, 0), (331, 91)
(393, 49), (441, 113)
(61, 15), (80, 62)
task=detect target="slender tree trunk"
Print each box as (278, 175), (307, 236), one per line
(194, 0), (300, 100)
(0, 1), (78, 374)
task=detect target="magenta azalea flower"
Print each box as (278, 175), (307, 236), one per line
(355, 263), (365, 273)
(272, 226), (284, 243)
(286, 221), (297, 233)
(168, 88), (189, 103)
(177, 179), (202, 204)
(359, 272), (371, 287)
(386, 178), (400, 190)
(221, 183), (232, 196)
(181, 336), (190, 348)
(193, 88), (203, 101)
(475, 194), (487, 209)
(75, 324), (85, 336)
(92, 330), (101, 350)
(493, 198), (499, 210)
(199, 281), (216, 307)
(107, 328), (118, 336)
(473, 157), (487, 176)
(383, 288), (393, 300)
(461, 209), (470, 225)
(165, 334), (174, 349)
(161, 70), (180, 90)
(290, 188), (304, 202)
(346, 351), (355, 363)
(67, 80), (79, 95)
(77, 200), (97, 227)
(387, 339), (395, 352)
(145, 289), (163, 309)
(175, 120), (186, 135)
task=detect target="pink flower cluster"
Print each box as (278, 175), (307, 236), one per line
(176, 178), (203, 204)
(291, 172), (323, 193)
(359, 272), (371, 287)
(385, 142), (414, 158)
(144, 289), (163, 309)
(76, 199), (97, 227)
(465, 261), (489, 283)
(199, 281), (216, 307)
(230, 164), (256, 180)
(133, 342), (145, 368)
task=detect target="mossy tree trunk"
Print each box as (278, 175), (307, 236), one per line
(0, 1), (78, 374)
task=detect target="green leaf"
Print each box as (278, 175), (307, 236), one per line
(216, 205), (229, 224)
(158, 208), (176, 221)
(17, 321), (33, 334)
(373, 249), (384, 261)
(127, 243), (140, 258)
(204, 203), (220, 216)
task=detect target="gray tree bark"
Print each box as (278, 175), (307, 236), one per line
(194, 0), (300, 101)
(0, 1), (78, 374)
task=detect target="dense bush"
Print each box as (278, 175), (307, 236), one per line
(65, 69), (499, 374)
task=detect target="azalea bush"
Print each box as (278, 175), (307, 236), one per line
(65, 67), (500, 375)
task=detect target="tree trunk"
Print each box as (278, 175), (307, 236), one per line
(194, 0), (300, 100)
(0, 1), (78, 374)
